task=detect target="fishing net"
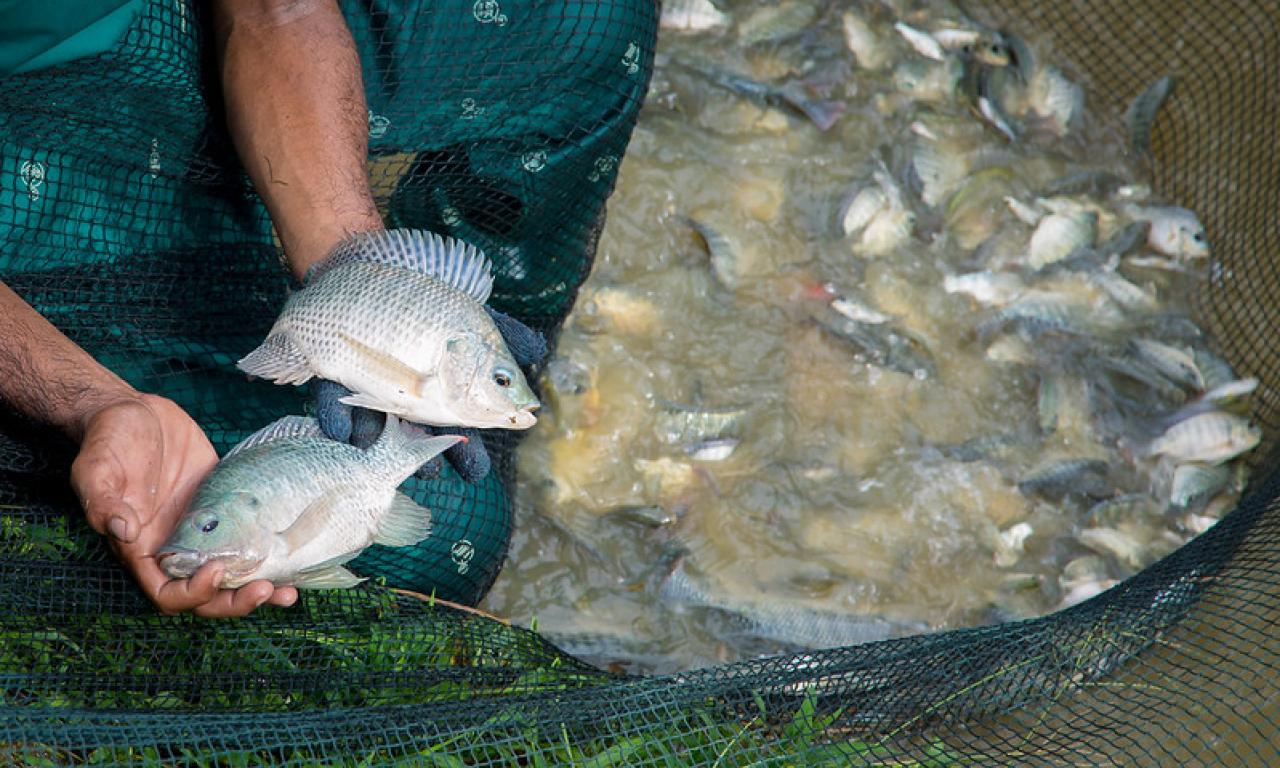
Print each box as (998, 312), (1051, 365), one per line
(0, 0), (1278, 765)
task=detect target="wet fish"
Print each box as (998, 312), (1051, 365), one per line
(686, 438), (739, 461)
(1025, 65), (1082, 137)
(1169, 463), (1232, 510)
(1145, 411), (1261, 464)
(1086, 493), (1160, 528)
(687, 216), (742, 290)
(238, 230), (539, 429)
(894, 22), (946, 61)
(655, 398), (749, 444)
(1130, 339), (1204, 392)
(670, 59), (846, 131)
(158, 416), (459, 588)
(1097, 221), (1152, 258)
(1043, 170), (1126, 198)
(660, 0), (730, 33)
(816, 310), (936, 378)
(842, 11), (893, 70)
(1028, 211), (1097, 269)
(660, 560), (925, 649)
(1122, 204), (1209, 259)
(1017, 458), (1112, 499)
(1077, 527), (1147, 570)
(944, 271), (1026, 308)
(737, 1), (819, 46)
(1126, 75), (1175, 159)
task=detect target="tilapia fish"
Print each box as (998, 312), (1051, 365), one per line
(238, 229), (540, 429)
(158, 416), (460, 589)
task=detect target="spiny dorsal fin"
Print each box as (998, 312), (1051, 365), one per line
(225, 416), (325, 460)
(305, 229), (494, 303)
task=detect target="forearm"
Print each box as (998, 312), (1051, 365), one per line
(0, 282), (138, 441)
(213, 0), (383, 281)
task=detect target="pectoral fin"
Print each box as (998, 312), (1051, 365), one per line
(372, 492), (433, 548)
(337, 331), (431, 397)
(279, 490), (346, 554)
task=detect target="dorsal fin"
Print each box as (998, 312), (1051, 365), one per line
(304, 229), (494, 303)
(225, 416), (325, 460)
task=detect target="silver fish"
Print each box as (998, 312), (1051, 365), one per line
(158, 416), (459, 589)
(660, 560), (925, 649)
(1123, 204), (1209, 259)
(894, 22), (946, 61)
(1169, 463), (1232, 510)
(655, 398), (749, 444)
(737, 1), (819, 46)
(1130, 339), (1204, 392)
(238, 230), (539, 429)
(660, 0), (730, 33)
(1145, 411), (1261, 464)
(670, 59), (846, 131)
(1017, 458), (1112, 499)
(1086, 493), (1160, 528)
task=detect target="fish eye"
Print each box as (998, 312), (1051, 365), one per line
(1193, 231), (1206, 242)
(494, 370), (512, 388)
(200, 519), (219, 534)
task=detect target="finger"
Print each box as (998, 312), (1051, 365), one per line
(191, 580), (277, 618)
(79, 494), (140, 543)
(146, 560), (226, 615)
(442, 427), (491, 483)
(267, 586), (299, 607)
(485, 306), (547, 366)
(313, 380), (355, 442)
(350, 407), (385, 450)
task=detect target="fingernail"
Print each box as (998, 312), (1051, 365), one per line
(281, 592), (298, 607)
(108, 517), (130, 541)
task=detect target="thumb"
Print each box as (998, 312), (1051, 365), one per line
(79, 493), (140, 544)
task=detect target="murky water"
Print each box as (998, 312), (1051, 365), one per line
(482, 0), (1257, 674)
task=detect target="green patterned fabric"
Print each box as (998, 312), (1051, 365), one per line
(0, 0), (653, 603)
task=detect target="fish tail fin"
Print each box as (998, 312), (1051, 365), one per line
(368, 415), (465, 482)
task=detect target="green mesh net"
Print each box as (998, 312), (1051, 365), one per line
(2, 0), (1280, 765)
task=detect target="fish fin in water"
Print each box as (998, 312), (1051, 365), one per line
(237, 333), (313, 385)
(372, 492), (433, 548)
(225, 416), (325, 460)
(292, 564), (365, 589)
(307, 229), (494, 303)
(1126, 74), (1175, 160)
(280, 490), (347, 555)
(337, 331), (432, 398)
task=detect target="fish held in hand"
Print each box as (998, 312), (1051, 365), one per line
(238, 230), (540, 429)
(157, 416), (461, 589)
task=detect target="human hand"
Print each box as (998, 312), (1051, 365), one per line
(313, 306), (547, 483)
(70, 394), (299, 616)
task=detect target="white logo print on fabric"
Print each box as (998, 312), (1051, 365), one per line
(521, 149), (548, 173)
(460, 98), (486, 120)
(19, 161), (44, 201)
(367, 110), (390, 139)
(588, 154), (618, 183)
(472, 0), (507, 26)
(450, 539), (475, 575)
(621, 41), (641, 76)
(148, 139), (161, 179)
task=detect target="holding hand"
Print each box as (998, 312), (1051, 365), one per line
(71, 394), (298, 616)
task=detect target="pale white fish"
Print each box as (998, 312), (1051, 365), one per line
(831, 296), (892, 325)
(1078, 527), (1148, 570)
(842, 11), (893, 70)
(237, 230), (539, 430)
(994, 522), (1033, 568)
(894, 21), (945, 60)
(1026, 65), (1083, 136)
(660, 0), (730, 33)
(1145, 411), (1261, 464)
(1003, 196), (1043, 226)
(1027, 211), (1097, 269)
(840, 185), (888, 237)
(158, 416), (460, 589)
(1122, 204), (1209, 258)
(943, 271), (1026, 307)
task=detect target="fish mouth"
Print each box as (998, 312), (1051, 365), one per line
(155, 545), (206, 580)
(509, 403), (540, 429)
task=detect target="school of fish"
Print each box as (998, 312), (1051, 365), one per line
(484, 0), (1263, 674)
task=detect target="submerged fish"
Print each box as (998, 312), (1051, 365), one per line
(1122, 204), (1210, 259)
(238, 230), (539, 429)
(1126, 75), (1175, 159)
(669, 59), (846, 131)
(1145, 411), (1261, 464)
(158, 416), (460, 588)
(660, 560), (925, 649)
(660, 0), (730, 33)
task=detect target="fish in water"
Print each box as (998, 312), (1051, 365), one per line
(668, 58), (846, 131)
(238, 230), (540, 429)
(1145, 411), (1261, 464)
(660, 0), (730, 33)
(158, 416), (461, 589)
(1126, 74), (1175, 160)
(659, 559), (926, 649)
(1122, 204), (1209, 259)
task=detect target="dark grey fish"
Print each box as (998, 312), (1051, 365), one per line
(659, 561), (926, 649)
(939, 432), (1026, 463)
(1097, 221), (1151, 258)
(815, 310), (936, 377)
(667, 58), (847, 131)
(1085, 493), (1160, 528)
(1017, 458), (1112, 500)
(1043, 170), (1127, 197)
(1126, 75), (1175, 159)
